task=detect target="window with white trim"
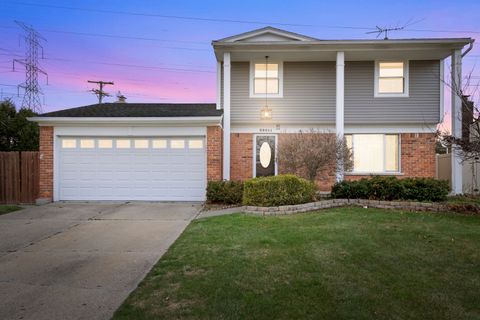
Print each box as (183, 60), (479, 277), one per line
(250, 62), (283, 97)
(116, 139), (131, 149)
(170, 139), (185, 149)
(98, 139), (113, 149)
(152, 139), (167, 149)
(61, 139), (76, 149)
(134, 139), (149, 149)
(188, 139), (203, 149)
(375, 61), (409, 97)
(80, 139), (94, 149)
(345, 134), (399, 173)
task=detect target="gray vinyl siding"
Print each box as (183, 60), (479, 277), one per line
(230, 61), (336, 124)
(224, 60), (440, 125)
(345, 60), (440, 124)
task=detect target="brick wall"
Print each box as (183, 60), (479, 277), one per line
(345, 133), (436, 183)
(230, 133), (253, 181)
(228, 132), (437, 192)
(207, 126), (223, 181)
(38, 126), (54, 202)
(400, 133), (436, 177)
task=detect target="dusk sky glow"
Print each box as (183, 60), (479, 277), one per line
(1, 0), (479, 131)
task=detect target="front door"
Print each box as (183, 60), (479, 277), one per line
(255, 135), (276, 177)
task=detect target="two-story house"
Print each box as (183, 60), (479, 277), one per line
(31, 27), (473, 202)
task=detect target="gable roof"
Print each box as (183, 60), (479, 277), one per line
(212, 26), (473, 61)
(213, 26), (319, 43)
(37, 103), (222, 118)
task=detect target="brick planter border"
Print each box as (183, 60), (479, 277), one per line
(242, 199), (450, 216)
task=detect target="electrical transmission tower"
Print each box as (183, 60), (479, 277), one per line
(13, 21), (48, 113)
(88, 80), (114, 104)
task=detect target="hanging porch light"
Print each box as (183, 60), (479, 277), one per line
(260, 55), (272, 120)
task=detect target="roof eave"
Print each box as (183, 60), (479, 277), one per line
(28, 116), (223, 126)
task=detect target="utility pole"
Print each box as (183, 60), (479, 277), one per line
(88, 80), (114, 104)
(13, 21), (48, 113)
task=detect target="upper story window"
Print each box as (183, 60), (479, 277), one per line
(250, 61), (283, 98)
(374, 61), (409, 97)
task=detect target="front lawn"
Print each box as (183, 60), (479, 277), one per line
(0, 205), (21, 215)
(447, 195), (480, 206)
(113, 208), (480, 320)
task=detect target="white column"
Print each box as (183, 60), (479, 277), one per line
(216, 61), (221, 110)
(336, 51), (345, 181)
(451, 49), (463, 194)
(223, 52), (231, 180)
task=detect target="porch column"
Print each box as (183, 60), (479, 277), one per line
(223, 52), (231, 180)
(336, 51), (345, 181)
(216, 61), (221, 110)
(451, 49), (463, 194)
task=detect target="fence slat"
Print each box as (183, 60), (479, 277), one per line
(0, 151), (39, 204)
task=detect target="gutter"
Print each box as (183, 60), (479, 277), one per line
(462, 39), (475, 57)
(27, 116), (222, 126)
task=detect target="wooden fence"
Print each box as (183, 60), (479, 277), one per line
(0, 152), (39, 204)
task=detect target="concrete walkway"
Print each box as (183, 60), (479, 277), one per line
(0, 202), (200, 320)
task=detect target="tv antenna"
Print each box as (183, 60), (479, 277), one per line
(366, 18), (425, 40)
(366, 26), (404, 40)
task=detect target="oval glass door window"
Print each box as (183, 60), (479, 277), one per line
(259, 142), (272, 168)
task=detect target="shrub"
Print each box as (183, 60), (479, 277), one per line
(401, 178), (450, 202)
(331, 176), (450, 202)
(206, 181), (244, 205)
(243, 174), (316, 206)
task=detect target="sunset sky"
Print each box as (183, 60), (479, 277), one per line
(0, 0), (479, 131)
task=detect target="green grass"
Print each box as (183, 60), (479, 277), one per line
(0, 205), (21, 215)
(447, 195), (480, 205)
(113, 208), (480, 320)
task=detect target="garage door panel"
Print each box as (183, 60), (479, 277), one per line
(58, 136), (206, 201)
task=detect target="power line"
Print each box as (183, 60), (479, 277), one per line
(0, 52), (215, 73)
(3, 2), (329, 28)
(42, 56), (216, 73)
(0, 25), (209, 46)
(5, 1), (480, 35)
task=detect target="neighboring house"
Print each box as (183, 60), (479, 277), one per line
(30, 27), (473, 202)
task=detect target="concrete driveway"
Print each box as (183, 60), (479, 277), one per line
(0, 202), (200, 320)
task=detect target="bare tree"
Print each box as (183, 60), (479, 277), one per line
(278, 130), (353, 182)
(439, 68), (480, 163)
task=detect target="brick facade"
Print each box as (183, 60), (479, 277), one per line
(400, 133), (436, 177)
(207, 126), (223, 181)
(230, 133), (254, 181)
(229, 132), (437, 191)
(38, 126), (54, 202)
(37, 126), (435, 201)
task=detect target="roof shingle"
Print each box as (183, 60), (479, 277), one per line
(39, 103), (223, 118)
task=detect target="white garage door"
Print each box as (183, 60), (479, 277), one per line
(58, 137), (206, 201)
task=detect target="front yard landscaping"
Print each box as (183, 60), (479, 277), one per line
(0, 205), (21, 215)
(113, 208), (480, 320)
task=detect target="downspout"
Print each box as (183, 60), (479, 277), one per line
(462, 39), (475, 57)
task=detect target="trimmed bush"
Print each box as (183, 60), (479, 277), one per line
(206, 181), (244, 205)
(243, 174), (316, 207)
(331, 176), (450, 202)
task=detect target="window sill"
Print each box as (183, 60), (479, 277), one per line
(374, 93), (409, 98)
(249, 94), (283, 99)
(345, 172), (404, 176)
